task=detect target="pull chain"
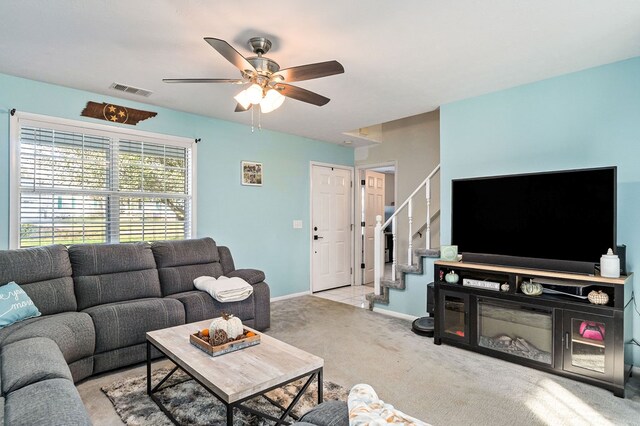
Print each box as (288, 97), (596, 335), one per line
(251, 107), (254, 133)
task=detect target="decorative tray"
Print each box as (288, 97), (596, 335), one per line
(190, 329), (260, 357)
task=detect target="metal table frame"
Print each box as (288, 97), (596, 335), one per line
(146, 341), (323, 426)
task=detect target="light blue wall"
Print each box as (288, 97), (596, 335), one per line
(440, 56), (640, 365)
(0, 73), (354, 297)
(384, 257), (435, 317)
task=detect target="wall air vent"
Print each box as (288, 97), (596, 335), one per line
(109, 82), (153, 97)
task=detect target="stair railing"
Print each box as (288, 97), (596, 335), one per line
(374, 164), (440, 295)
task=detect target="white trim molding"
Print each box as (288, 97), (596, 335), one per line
(270, 291), (311, 302)
(372, 306), (418, 321)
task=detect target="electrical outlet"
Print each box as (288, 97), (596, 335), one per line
(293, 220), (303, 229)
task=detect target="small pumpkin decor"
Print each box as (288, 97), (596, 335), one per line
(587, 290), (609, 305)
(521, 281), (543, 296)
(191, 312), (260, 356)
(209, 312), (244, 342)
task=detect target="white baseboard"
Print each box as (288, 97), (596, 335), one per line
(270, 291), (310, 302)
(372, 307), (418, 321)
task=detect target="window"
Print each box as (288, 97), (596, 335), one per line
(10, 113), (196, 248)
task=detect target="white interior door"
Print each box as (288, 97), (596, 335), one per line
(363, 171), (385, 284)
(312, 165), (352, 292)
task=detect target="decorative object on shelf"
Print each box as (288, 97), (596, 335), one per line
(600, 248), (620, 278)
(80, 101), (157, 125)
(500, 283), (510, 292)
(440, 245), (459, 261)
(445, 271), (459, 284)
(587, 290), (610, 305)
(209, 312), (244, 340)
(520, 281), (543, 296)
(579, 321), (605, 341)
(241, 161), (263, 186)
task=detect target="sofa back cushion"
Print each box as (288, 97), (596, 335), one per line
(0, 245), (77, 315)
(69, 242), (161, 310)
(151, 237), (225, 296)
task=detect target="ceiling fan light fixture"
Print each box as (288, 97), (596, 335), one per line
(260, 89), (286, 113)
(246, 83), (264, 105)
(234, 89), (252, 109)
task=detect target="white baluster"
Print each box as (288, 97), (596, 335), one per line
(392, 216), (397, 281)
(407, 198), (413, 265)
(374, 215), (383, 295)
(426, 179), (431, 251)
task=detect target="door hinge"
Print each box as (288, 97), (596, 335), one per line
(361, 221), (365, 227)
(350, 224), (353, 231)
(350, 181), (353, 188)
(361, 179), (365, 185)
(361, 263), (365, 269)
(350, 267), (353, 275)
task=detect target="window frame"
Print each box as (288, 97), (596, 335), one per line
(9, 111), (197, 249)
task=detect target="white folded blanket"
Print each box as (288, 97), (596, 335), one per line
(193, 276), (253, 303)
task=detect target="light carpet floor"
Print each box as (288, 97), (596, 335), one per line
(78, 295), (640, 425)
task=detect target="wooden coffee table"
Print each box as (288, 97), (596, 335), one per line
(146, 319), (324, 425)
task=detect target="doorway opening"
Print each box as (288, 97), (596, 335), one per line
(356, 163), (396, 288)
(309, 163), (354, 295)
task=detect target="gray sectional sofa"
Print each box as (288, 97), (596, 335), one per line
(0, 237), (270, 425)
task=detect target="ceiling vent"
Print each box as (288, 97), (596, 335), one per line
(109, 82), (153, 97)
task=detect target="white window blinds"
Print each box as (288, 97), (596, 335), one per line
(12, 115), (194, 248)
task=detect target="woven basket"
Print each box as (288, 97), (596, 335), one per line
(587, 290), (609, 305)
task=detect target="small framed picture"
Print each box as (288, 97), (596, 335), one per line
(241, 161), (263, 186)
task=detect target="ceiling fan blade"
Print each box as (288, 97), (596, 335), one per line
(163, 78), (246, 84)
(276, 83), (330, 106)
(204, 38), (256, 74)
(234, 103), (253, 112)
(274, 60), (344, 83)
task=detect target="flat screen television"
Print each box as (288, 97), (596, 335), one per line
(451, 167), (616, 274)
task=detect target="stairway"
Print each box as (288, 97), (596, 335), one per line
(366, 247), (440, 308)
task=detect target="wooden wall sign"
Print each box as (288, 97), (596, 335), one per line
(81, 101), (157, 125)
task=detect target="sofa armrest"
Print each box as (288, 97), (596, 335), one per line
(227, 268), (265, 285)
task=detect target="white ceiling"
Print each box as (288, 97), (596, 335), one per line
(1, 1), (639, 146)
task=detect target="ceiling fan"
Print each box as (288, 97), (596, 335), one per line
(163, 37), (344, 113)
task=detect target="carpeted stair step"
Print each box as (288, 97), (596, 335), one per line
(414, 248), (440, 258)
(368, 248), (441, 310)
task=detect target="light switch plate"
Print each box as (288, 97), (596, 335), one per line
(293, 220), (303, 229)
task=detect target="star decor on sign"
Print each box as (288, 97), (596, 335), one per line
(80, 101), (157, 126)
(103, 104), (129, 124)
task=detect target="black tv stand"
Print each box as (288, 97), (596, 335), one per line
(433, 260), (633, 397)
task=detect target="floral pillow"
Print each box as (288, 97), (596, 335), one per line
(0, 282), (41, 329)
(348, 383), (430, 426)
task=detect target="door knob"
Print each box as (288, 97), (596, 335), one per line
(314, 235), (323, 240)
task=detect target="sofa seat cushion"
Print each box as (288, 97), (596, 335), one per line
(1, 337), (72, 394)
(0, 312), (95, 365)
(167, 290), (255, 324)
(5, 378), (91, 426)
(83, 298), (185, 353)
(299, 401), (348, 426)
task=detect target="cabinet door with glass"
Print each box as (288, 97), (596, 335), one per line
(438, 291), (470, 344)
(562, 310), (614, 381)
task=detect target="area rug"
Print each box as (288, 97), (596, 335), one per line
(102, 367), (348, 425)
